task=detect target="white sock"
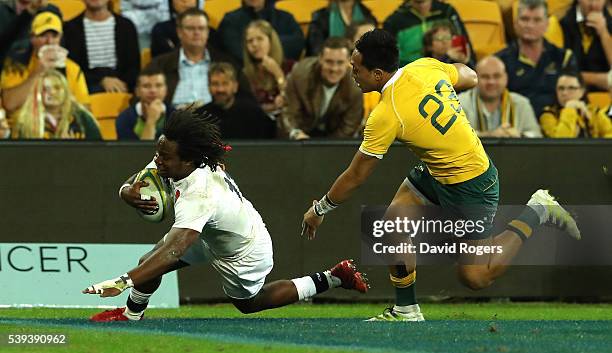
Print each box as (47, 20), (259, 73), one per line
(123, 306), (144, 320)
(323, 270), (342, 288)
(122, 289), (151, 320)
(291, 276), (318, 301)
(393, 304), (420, 314)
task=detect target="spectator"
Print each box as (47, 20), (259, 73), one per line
(120, 0), (170, 50)
(306, 0), (376, 56)
(345, 21), (379, 133)
(540, 72), (612, 137)
(1, 11), (89, 114)
(242, 20), (292, 119)
(116, 68), (173, 140)
(496, 0), (578, 116)
(148, 8), (248, 108)
(422, 21), (471, 65)
(282, 37), (363, 140)
(560, 0), (612, 91)
(202, 62), (275, 139)
(12, 69), (101, 139)
(218, 0), (304, 64)
(151, 0), (222, 58)
(383, 0), (475, 66)
(0, 0), (60, 71)
(458, 56), (542, 138)
(345, 19), (376, 49)
(63, 0), (140, 93)
(0, 93), (9, 138)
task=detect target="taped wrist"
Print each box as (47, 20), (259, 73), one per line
(313, 195), (338, 216)
(90, 273), (134, 295)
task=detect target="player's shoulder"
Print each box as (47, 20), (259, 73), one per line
(402, 58), (453, 83)
(175, 167), (214, 196)
(368, 98), (393, 120)
(405, 57), (448, 71)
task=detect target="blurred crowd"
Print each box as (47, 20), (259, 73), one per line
(0, 0), (610, 141)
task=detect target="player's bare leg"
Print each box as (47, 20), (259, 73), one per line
(458, 190), (581, 290)
(367, 182), (425, 322)
(90, 238), (189, 322)
(232, 259), (369, 314)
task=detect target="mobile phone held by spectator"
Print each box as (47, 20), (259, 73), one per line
(451, 35), (467, 55)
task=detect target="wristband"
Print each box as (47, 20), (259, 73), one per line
(118, 183), (130, 198)
(119, 273), (134, 288)
(88, 273), (134, 295)
(313, 194), (338, 216)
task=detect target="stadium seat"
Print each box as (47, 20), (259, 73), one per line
(110, 0), (120, 13)
(49, 0), (85, 21)
(544, 15), (564, 48)
(588, 92), (611, 110)
(446, 0), (506, 61)
(275, 0), (327, 35)
(89, 92), (132, 140)
(547, 0), (573, 18)
(204, 0), (242, 29)
(141, 48), (151, 69)
(362, 0), (403, 25)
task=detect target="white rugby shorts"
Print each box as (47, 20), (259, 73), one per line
(163, 226), (274, 300)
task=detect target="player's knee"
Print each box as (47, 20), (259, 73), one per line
(458, 266), (493, 291)
(232, 299), (260, 314)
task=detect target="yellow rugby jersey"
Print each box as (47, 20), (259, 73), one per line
(359, 58), (489, 184)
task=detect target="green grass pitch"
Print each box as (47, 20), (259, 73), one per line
(1, 303), (611, 353)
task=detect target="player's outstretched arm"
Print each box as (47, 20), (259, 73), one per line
(452, 63), (478, 91)
(82, 227), (199, 297)
(302, 151), (379, 239)
(119, 173), (159, 214)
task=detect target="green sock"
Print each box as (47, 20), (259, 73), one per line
(395, 282), (417, 306)
(507, 206), (540, 241)
(395, 283), (417, 306)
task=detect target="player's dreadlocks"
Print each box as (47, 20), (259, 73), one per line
(163, 106), (227, 171)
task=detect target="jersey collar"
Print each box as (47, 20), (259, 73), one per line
(381, 68), (404, 93)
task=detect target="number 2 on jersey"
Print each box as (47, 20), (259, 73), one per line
(417, 79), (461, 135)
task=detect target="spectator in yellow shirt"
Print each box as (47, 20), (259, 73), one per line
(540, 72), (612, 138)
(0, 11), (89, 115)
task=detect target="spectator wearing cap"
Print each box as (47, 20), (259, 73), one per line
(1, 11), (89, 115)
(0, 0), (61, 71)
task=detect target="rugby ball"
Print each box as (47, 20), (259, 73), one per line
(134, 168), (171, 223)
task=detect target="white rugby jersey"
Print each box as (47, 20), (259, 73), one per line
(146, 162), (265, 261)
